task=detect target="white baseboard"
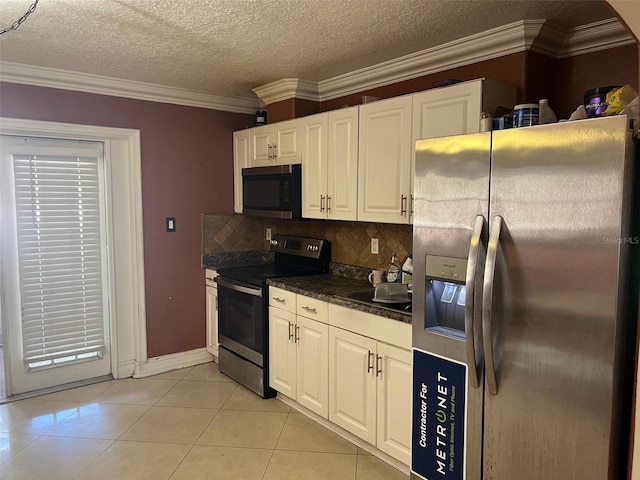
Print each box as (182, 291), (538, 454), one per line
(133, 348), (214, 378)
(117, 360), (135, 379)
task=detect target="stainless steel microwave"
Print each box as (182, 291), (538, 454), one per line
(242, 164), (302, 219)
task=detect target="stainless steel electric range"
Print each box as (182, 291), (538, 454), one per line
(215, 234), (330, 398)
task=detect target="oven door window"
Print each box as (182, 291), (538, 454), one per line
(217, 282), (264, 363)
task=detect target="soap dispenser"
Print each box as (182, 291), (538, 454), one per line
(385, 252), (402, 283)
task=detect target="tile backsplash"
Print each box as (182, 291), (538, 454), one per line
(202, 214), (412, 269)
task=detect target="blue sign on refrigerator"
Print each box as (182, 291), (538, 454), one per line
(412, 348), (467, 480)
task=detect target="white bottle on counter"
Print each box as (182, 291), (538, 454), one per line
(402, 254), (413, 290)
(538, 99), (557, 124)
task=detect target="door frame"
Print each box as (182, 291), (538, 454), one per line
(0, 117), (147, 396)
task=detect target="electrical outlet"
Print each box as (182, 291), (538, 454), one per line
(266, 228), (272, 241)
(371, 238), (379, 254)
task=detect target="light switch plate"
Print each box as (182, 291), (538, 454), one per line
(166, 217), (176, 232)
(266, 228), (272, 241)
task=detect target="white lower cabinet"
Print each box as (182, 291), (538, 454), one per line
(269, 288), (412, 466)
(329, 327), (378, 444)
(269, 290), (329, 417)
(375, 342), (412, 465)
(205, 269), (218, 358)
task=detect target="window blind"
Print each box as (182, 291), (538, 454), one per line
(13, 153), (106, 371)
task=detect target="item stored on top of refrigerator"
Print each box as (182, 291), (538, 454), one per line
(584, 86), (621, 117)
(480, 112), (492, 131)
(603, 85), (638, 116)
(385, 252), (402, 283)
(513, 103), (539, 127)
(538, 99), (557, 124)
(492, 115), (513, 130)
(373, 283), (410, 303)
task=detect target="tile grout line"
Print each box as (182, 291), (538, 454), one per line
(260, 409), (292, 480)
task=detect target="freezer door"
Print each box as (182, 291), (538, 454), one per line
(484, 116), (633, 479)
(412, 132), (491, 480)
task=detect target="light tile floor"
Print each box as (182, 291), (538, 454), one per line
(0, 362), (409, 480)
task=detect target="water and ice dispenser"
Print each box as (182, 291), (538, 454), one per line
(424, 255), (467, 338)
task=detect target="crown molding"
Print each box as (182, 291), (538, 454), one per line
(0, 62), (260, 114)
(252, 78), (320, 105)
(318, 20), (547, 101)
(558, 18), (636, 57)
(1, 17), (632, 110)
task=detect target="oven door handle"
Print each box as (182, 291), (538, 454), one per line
(214, 277), (263, 297)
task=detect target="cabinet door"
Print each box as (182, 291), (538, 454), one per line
(273, 119), (301, 165)
(329, 327), (377, 444)
(233, 129), (251, 214)
(358, 96), (412, 224)
(251, 125), (274, 166)
(205, 285), (218, 357)
(327, 106), (358, 221)
(269, 307), (297, 398)
(376, 343), (412, 465)
(301, 113), (328, 219)
(296, 316), (329, 418)
(412, 79), (482, 142)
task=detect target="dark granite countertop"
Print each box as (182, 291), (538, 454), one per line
(202, 251), (273, 270)
(267, 274), (412, 323)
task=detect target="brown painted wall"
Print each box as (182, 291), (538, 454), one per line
(0, 82), (253, 358)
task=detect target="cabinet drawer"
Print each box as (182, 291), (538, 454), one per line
(269, 287), (297, 312)
(328, 304), (411, 349)
(296, 295), (328, 323)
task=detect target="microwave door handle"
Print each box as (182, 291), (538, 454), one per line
(465, 215), (485, 389)
(214, 277), (263, 297)
(482, 215), (503, 395)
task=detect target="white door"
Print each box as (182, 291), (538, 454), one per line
(0, 136), (112, 395)
(327, 106), (358, 221)
(328, 327), (377, 444)
(376, 342), (412, 464)
(296, 315), (328, 417)
(273, 119), (301, 165)
(357, 96), (412, 224)
(250, 125), (274, 166)
(268, 306), (296, 398)
(233, 130), (250, 214)
(301, 113), (328, 219)
(205, 282), (218, 358)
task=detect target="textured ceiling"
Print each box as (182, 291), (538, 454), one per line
(0, 0), (615, 100)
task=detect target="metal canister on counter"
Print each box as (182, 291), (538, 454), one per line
(480, 112), (492, 132)
(513, 103), (539, 127)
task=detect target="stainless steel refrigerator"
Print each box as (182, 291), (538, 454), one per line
(410, 115), (639, 480)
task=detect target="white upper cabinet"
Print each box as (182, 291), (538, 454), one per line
(301, 113), (329, 219)
(357, 96), (413, 224)
(301, 107), (358, 221)
(251, 120), (302, 167)
(233, 130), (250, 214)
(412, 78), (516, 141)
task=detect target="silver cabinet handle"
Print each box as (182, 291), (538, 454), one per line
(367, 350), (374, 373)
(295, 325), (299, 343)
(272, 297), (286, 303)
(301, 306), (317, 313)
(401, 194), (407, 216)
(288, 322), (294, 341)
(410, 195), (414, 216)
(466, 215), (485, 389)
(320, 195), (325, 213)
(268, 143), (273, 160)
(483, 215), (503, 395)
(376, 355), (382, 377)
(273, 143), (278, 159)
(327, 196), (331, 213)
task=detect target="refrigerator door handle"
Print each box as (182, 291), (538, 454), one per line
(483, 215), (503, 395)
(465, 214), (485, 389)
